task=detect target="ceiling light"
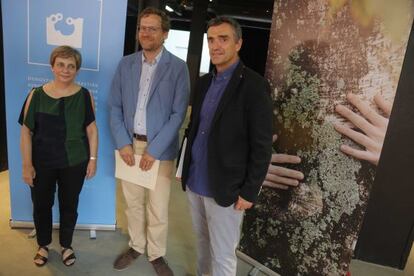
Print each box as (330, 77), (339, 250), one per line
(165, 5), (174, 12)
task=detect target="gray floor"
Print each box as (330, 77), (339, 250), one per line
(0, 170), (413, 276)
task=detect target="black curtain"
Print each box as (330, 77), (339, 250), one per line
(239, 27), (270, 76)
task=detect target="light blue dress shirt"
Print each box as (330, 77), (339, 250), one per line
(134, 49), (163, 135)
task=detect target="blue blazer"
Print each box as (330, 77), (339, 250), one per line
(108, 49), (190, 160)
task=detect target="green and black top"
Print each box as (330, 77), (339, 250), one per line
(19, 86), (95, 169)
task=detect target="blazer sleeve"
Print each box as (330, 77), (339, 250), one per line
(108, 60), (133, 149)
(239, 78), (273, 203)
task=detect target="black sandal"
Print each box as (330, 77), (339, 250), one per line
(34, 246), (49, 267)
(62, 247), (76, 266)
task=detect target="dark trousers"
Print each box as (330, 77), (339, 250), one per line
(30, 161), (87, 247)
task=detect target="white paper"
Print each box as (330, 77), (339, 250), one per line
(175, 137), (187, 178)
(115, 150), (160, 190)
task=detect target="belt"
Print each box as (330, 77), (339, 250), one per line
(133, 133), (147, 142)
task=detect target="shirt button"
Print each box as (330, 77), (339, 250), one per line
(201, 131), (205, 135)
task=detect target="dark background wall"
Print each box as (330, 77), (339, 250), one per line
(239, 27), (269, 76)
(123, 15), (270, 75)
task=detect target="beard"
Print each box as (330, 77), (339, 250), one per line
(139, 37), (164, 52)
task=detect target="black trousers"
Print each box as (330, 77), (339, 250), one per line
(30, 161), (87, 247)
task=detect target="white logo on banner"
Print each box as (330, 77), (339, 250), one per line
(27, 0), (103, 70)
(46, 13), (84, 48)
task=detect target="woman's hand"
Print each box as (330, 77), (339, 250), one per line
(22, 164), (36, 187)
(86, 159), (97, 179)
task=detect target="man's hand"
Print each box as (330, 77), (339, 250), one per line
(139, 151), (155, 171)
(22, 164), (36, 187)
(234, 196), (253, 211)
(334, 93), (392, 165)
(263, 135), (304, 190)
(119, 144), (135, 166)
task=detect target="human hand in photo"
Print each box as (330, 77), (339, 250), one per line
(234, 196), (253, 211)
(139, 151), (155, 171)
(119, 144), (135, 166)
(334, 93), (392, 165)
(263, 135), (304, 190)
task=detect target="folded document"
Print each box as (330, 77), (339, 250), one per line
(115, 150), (160, 190)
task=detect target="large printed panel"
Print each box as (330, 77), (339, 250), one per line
(239, 1), (413, 274)
(2, 0), (127, 226)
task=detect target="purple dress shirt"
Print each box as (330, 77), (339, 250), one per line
(187, 61), (239, 197)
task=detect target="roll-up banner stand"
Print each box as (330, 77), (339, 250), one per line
(2, 0), (128, 230)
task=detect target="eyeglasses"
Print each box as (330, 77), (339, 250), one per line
(137, 26), (161, 34)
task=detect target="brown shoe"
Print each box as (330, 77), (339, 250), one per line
(150, 257), (174, 276)
(113, 248), (141, 271)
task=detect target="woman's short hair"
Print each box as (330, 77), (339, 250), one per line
(49, 46), (82, 70)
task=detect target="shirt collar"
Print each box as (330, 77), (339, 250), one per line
(212, 60), (239, 81)
(142, 47), (163, 65)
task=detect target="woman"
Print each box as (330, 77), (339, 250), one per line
(19, 45), (98, 267)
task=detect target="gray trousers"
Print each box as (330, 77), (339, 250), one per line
(186, 188), (244, 276)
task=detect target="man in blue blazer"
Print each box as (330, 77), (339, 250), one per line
(108, 7), (189, 275)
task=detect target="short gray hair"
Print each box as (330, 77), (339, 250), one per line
(207, 16), (242, 41)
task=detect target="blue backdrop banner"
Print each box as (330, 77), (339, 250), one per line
(2, 0), (128, 228)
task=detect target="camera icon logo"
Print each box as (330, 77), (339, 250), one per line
(46, 13), (84, 48)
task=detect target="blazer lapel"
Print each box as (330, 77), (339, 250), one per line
(148, 49), (169, 101)
(193, 74), (213, 128)
(210, 62), (244, 127)
(132, 52), (142, 109)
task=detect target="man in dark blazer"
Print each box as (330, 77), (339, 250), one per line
(181, 16), (273, 275)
